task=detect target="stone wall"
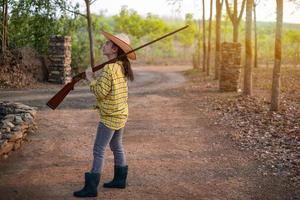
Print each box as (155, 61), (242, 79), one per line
(0, 102), (37, 159)
(219, 42), (242, 92)
(48, 36), (72, 84)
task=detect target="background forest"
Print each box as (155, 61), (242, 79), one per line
(1, 0), (300, 73)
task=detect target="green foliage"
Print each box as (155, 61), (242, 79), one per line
(113, 7), (178, 63)
(283, 30), (300, 65)
(8, 0), (68, 54)
(142, 14), (174, 58)
(113, 6), (145, 40)
(2, 1), (299, 69)
(177, 13), (197, 48)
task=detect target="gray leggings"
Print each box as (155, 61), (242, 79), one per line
(91, 122), (126, 173)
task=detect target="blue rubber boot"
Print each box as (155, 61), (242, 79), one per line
(103, 165), (128, 189)
(73, 172), (100, 197)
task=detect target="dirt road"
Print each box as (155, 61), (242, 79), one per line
(0, 65), (296, 200)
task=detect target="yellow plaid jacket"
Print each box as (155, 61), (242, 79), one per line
(89, 61), (128, 130)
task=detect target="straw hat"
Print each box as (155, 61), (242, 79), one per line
(101, 31), (136, 60)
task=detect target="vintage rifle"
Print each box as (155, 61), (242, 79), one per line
(46, 25), (188, 110)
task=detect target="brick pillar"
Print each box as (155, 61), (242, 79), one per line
(48, 36), (72, 84)
(219, 42), (241, 92)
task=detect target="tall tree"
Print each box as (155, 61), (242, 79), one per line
(270, 0), (283, 111)
(253, 0), (260, 68)
(85, 0), (95, 68)
(196, 5), (202, 69)
(202, 0), (206, 72)
(214, 0), (224, 80)
(206, 0), (213, 76)
(244, 0), (253, 95)
(195, 13), (202, 69)
(225, 0), (246, 42)
(59, 0), (96, 69)
(1, 0), (8, 53)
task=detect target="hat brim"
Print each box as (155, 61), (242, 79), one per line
(101, 31), (136, 60)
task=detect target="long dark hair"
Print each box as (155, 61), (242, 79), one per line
(113, 43), (134, 81)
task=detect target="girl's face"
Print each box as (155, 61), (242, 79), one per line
(102, 40), (118, 58)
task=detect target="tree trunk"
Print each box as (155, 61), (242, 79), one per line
(202, 0), (206, 72)
(1, 1), (3, 52)
(85, 0), (95, 68)
(225, 0), (246, 42)
(270, 0), (283, 111)
(2, 0), (8, 53)
(244, 0), (253, 95)
(253, 1), (258, 68)
(214, 0), (223, 80)
(233, 0), (238, 42)
(233, 22), (239, 42)
(206, 0), (213, 76)
(197, 18), (201, 69)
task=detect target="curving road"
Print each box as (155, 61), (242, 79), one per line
(0, 65), (188, 110)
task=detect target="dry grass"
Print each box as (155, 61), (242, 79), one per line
(186, 65), (300, 105)
(253, 66), (300, 93)
(251, 66), (300, 105)
(183, 65), (300, 184)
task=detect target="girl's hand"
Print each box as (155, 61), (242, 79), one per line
(85, 68), (95, 81)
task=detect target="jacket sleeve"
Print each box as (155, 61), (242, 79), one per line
(89, 65), (112, 100)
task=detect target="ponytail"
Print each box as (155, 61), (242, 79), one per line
(113, 43), (134, 81)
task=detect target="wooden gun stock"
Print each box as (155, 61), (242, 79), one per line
(46, 82), (75, 110)
(46, 72), (85, 109)
(46, 25), (189, 110)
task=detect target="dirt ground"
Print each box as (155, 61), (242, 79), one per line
(0, 65), (298, 200)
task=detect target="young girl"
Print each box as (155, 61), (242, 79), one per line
(74, 31), (136, 198)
